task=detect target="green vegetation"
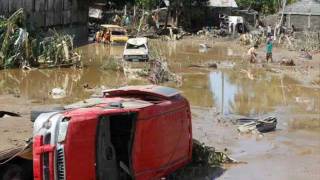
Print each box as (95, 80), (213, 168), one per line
(235, 0), (296, 14)
(0, 9), (80, 69)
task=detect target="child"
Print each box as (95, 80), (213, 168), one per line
(266, 39), (273, 63)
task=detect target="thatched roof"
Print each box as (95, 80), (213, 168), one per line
(283, 0), (320, 15)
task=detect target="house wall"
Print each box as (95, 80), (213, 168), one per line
(285, 14), (320, 31)
(0, 0), (89, 43)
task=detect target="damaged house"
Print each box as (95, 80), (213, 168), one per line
(207, 0), (238, 27)
(282, 0), (320, 30)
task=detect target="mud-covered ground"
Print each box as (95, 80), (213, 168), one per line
(0, 36), (319, 179)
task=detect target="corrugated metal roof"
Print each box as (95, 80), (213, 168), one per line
(283, 0), (320, 15)
(209, 0), (238, 8)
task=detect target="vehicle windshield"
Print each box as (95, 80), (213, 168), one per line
(112, 31), (126, 35)
(126, 43), (146, 49)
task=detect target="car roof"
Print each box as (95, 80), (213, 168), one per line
(103, 85), (180, 99)
(127, 37), (148, 46)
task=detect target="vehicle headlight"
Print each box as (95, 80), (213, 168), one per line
(58, 120), (69, 143)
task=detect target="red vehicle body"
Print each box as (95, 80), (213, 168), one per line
(33, 85), (192, 180)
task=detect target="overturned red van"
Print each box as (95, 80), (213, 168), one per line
(33, 85), (192, 180)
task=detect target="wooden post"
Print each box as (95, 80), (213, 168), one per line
(308, 14), (311, 29)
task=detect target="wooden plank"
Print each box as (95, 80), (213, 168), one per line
(47, 0), (55, 11)
(46, 11), (55, 26)
(79, 10), (88, 24)
(55, 0), (63, 11)
(35, 0), (45, 12)
(63, 10), (71, 24)
(54, 10), (62, 25)
(0, 0), (9, 15)
(29, 12), (45, 27)
(63, 0), (72, 10)
(22, 0), (35, 12)
(72, 0), (78, 11)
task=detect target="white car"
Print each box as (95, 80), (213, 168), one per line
(123, 37), (149, 61)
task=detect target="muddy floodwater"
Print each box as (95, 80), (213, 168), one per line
(0, 38), (319, 179)
(0, 39), (318, 113)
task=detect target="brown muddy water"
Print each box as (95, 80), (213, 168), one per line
(0, 39), (319, 116)
(0, 38), (319, 179)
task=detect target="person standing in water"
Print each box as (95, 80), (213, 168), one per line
(266, 38), (273, 63)
(267, 25), (272, 37)
(247, 44), (258, 63)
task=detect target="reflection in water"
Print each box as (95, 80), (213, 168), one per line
(210, 71), (237, 115)
(0, 41), (319, 117)
(209, 69), (320, 116)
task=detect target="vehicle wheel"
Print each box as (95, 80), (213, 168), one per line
(1, 164), (24, 180)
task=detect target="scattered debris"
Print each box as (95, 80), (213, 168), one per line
(239, 30), (265, 46)
(122, 42), (182, 86)
(299, 51), (312, 60)
(168, 139), (243, 179)
(0, 111), (20, 118)
(192, 139), (241, 165)
(237, 117), (277, 133)
(147, 58), (182, 85)
(49, 88), (66, 99)
(188, 63), (217, 69)
(280, 58), (295, 66)
(240, 69), (254, 80)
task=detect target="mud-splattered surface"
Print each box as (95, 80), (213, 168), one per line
(0, 37), (319, 179)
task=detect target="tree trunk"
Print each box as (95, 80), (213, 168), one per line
(165, 0), (171, 29)
(274, 0), (287, 41)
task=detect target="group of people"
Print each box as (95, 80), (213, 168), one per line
(95, 30), (111, 43)
(247, 25), (273, 63)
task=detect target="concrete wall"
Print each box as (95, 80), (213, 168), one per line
(285, 14), (320, 31)
(0, 0), (89, 43)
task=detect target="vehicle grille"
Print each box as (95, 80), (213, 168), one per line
(56, 146), (66, 180)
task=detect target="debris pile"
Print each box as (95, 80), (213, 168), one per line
(236, 117), (277, 134)
(282, 31), (320, 52)
(168, 139), (240, 179)
(122, 42), (182, 86)
(191, 139), (238, 166)
(147, 58), (182, 85)
(280, 58), (295, 66)
(37, 31), (80, 68)
(101, 56), (124, 71)
(0, 9), (80, 69)
(239, 30), (265, 46)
